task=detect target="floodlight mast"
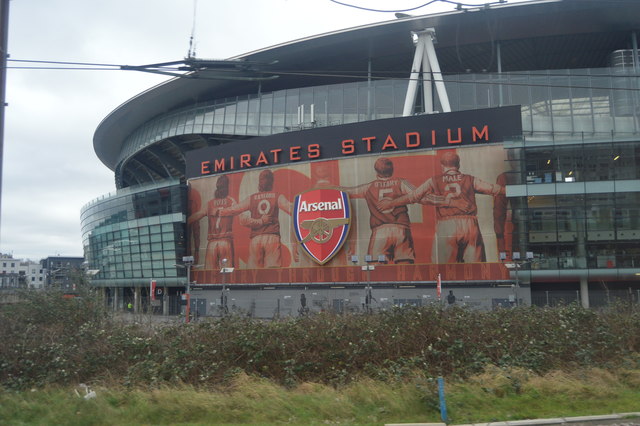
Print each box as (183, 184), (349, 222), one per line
(402, 28), (450, 117)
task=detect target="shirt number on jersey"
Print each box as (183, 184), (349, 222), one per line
(378, 188), (394, 213)
(444, 183), (461, 199)
(258, 199), (272, 215)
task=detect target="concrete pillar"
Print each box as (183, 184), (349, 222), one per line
(497, 41), (503, 106)
(580, 277), (589, 308)
(163, 286), (169, 316)
(113, 287), (119, 311)
(575, 210), (587, 268)
(134, 287), (140, 313)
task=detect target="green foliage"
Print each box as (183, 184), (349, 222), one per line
(2, 292), (640, 391)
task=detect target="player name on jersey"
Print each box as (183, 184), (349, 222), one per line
(297, 198), (343, 213)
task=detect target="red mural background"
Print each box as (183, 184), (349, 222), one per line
(187, 144), (514, 284)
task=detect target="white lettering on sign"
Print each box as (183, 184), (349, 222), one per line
(298, 198), (343, 213)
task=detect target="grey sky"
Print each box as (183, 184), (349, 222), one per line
(2, 0), (518, 261)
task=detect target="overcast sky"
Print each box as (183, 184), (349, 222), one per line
(2, 0), (522, 261)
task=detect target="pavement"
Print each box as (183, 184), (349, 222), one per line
(385, 412), (640, 426)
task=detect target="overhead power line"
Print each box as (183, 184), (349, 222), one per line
(6, 58), (640, 93)
(327, 0), (507, 13)
(8, 59), (123, 68)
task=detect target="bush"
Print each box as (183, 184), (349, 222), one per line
(1, 293), (639, 390)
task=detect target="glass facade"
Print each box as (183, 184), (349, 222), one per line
(81, 180), (187, 287)
(496, 132), (640, 274)
(511, 191), (640, 271)
(116, 79), (410, 169)
(117, 68), (640, 177)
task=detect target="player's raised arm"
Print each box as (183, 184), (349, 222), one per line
(339, 182), (370, 199)
(187, 208), (206, 225)
(218, 196), (250, 216)
(277, 194), (293, 215)
(239, 211), (265, 228)
(473, 177), (505, 196)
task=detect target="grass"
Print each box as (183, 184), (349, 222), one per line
(1, 367), (639, 425)
(446, 366), (640, 423)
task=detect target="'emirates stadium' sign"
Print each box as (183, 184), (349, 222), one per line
(186, 106), (523, 179)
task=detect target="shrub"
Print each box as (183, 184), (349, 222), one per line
(1, 292), (639, 390)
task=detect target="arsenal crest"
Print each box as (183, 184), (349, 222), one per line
(293, 188), (351, 265)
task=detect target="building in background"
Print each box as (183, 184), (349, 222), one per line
(82, 0), (640, 317)
(41, 256), (85, 292)
(0, 253), (46, 290)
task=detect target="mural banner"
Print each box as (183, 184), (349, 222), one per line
(188, 142), (517, 284)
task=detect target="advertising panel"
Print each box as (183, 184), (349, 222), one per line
(186, 107), (521, 285)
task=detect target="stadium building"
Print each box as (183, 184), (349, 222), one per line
(82, 0), (640, 317)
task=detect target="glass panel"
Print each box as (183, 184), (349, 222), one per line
(612, 142), (637, 180)
(549, 73), (572, 132)
(285, 89), (299, 129)
(524, 147), (556, 183)
(343, 85), (357, 124)
(223, 103), (236, 134)
(569, 72), (594, 133)
(393, 79), (407, 117)
(475, 76), (491, 109)
(374, 81), (394, 119)
(458, 74), (476, 111)
(213, 104), (225, 134)
(259, 93), (273, 135)
(583, 143), (613, 181)
(184, 110), (195, 133)
(530, 73), (552, 132)
(234, 97), (248, 135)
(300, 88), (314, 128)
(272, 91), (286, 133)
(358, 82), (369, 121)
(247, 96), (260, 135)
(313, 86), (328, 127)
(509, 74), (531, 131)
(328, 86), (343, 125)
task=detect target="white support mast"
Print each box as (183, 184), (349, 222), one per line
(402, 28), (451, 116)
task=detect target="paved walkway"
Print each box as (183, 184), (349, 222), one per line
(385, 412), (640, 426)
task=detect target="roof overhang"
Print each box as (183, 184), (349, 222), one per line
(94, 0), (640, 170)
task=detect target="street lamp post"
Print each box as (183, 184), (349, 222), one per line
(364, 255), (374, 290)
(353, 254), (384, 313)
(182, 256), (194, 323)
(221, 258), (228, 315)
(500, 251), (534, 306)
(219, 258), (234, 316)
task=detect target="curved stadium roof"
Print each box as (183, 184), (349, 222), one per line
(94, 0), (640, 186)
